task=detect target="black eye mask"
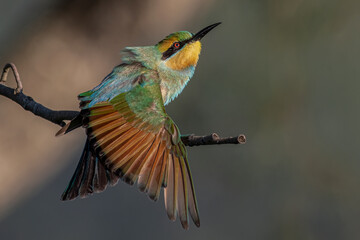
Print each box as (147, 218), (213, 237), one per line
(161, 40), (188, 60)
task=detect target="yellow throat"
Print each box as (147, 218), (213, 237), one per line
(165, 41), (202, 71)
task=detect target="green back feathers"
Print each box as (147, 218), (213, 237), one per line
(121, 46), (161, 69)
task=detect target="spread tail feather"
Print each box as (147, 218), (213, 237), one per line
(61, 139), (119, 201)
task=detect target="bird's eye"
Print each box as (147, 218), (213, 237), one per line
(173, 42), (180, 48)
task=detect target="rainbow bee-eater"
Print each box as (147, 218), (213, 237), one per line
(56, 22), (221, 229)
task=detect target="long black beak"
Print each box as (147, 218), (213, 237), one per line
(191, 22), (221, 42)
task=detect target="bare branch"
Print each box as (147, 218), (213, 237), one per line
(0, 63), (246, 146)
(181, 133), (246, 146)
(0, 83), (78, 127)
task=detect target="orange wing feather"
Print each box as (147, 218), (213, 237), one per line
(61, 84), (200, 228)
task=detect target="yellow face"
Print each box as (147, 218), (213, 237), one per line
(165, 41), (202, 71)
(157, 31), (202, 71)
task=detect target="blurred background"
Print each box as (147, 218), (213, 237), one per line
(0, 0), (359, 239)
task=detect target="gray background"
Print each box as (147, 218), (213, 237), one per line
(1, 0), (359, 239)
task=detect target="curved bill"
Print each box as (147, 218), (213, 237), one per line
(191, 22), (222, 42)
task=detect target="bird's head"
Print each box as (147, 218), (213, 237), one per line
(121, 23), (221, 71)
(156, 22), (221, 71)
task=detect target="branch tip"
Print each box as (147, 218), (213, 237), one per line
(238, 134), (246, 143)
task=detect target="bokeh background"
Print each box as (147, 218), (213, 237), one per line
(1, 0), (359, 239)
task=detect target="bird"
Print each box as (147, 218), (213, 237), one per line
(56, 22), (221, 229)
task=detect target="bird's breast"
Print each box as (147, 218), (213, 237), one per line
(158, 65), (195, 105)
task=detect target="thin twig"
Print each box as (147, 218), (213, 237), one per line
(0, 63), (23, 94)
(0, 62), (246, 146)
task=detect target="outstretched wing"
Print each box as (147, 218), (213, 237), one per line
(83, 78), (199, 229)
